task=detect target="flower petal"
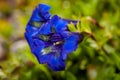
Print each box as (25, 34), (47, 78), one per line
(35, 44), (65, 71)
(25, 32), (45, 56)
(36, 52), (65, 71)
(48, 56), (65, 71)
(39, 4), (51, 13)
(60, 31), (71, 38)
(31, 39), (45, 55)
(29, 8), (44, 22)
(36, 44), (60, 62)
(39, 4), (51, 19)
(24, 32), (34, 49)
(51, 15), (68, 32)
(38, 21), (51, 35)
(29, 4), (51, 23)
(25, 24), (38, 33)
(62, 32), (83, 60)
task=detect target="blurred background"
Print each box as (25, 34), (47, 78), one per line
(0, 0), (120, 80)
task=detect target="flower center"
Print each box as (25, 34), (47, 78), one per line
(41, 46), (52, 55)
(40, 33), (63, 55)
(41, 45), (62, 56)
(50, 33), (63, 43)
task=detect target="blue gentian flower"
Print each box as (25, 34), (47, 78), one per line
(25, 4), (83, 71)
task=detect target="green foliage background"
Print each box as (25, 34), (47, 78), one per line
(0, 0), (120, 80)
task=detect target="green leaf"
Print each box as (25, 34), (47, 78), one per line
(80, 17), (92, 34)
(76, 21), (81, 32)
(65, 72), (77, 80)
(68, 22), (77, 32)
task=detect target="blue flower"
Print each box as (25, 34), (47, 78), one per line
(25, 4), (83, 71)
